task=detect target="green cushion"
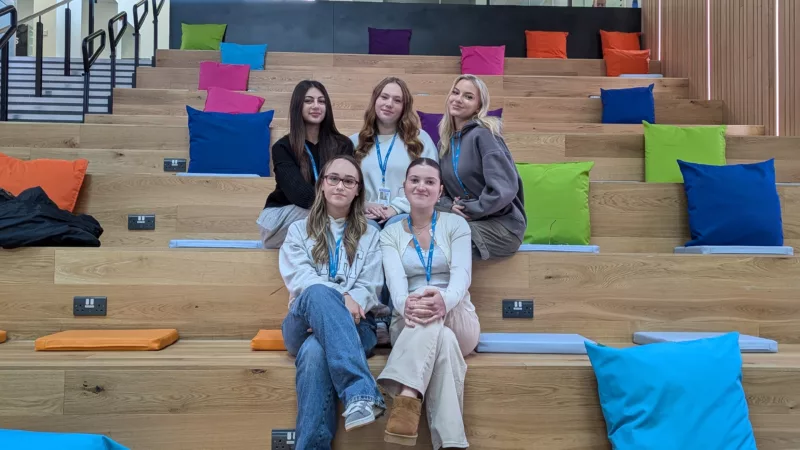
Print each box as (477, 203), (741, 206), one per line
(181, 23), (227, 50)
(643, 121), (727, 183)
(516, 161), (594, 245)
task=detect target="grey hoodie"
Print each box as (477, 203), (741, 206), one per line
(437, 121), (526, 241)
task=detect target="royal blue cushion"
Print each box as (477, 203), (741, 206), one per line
(678, 159), (783, 247)
(585, 332), (756, 450)
(187, 106), (274, 176)
(220, 43), (267, 70)
(0, 429), (130, 450)
(600, 83), (655, 124)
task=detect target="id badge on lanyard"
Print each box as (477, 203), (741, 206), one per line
(376, 133), (397, 208)
(378, 188), (392, 207)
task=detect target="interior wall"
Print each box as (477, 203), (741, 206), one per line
(779, 0), (799, 136)
(662, 0), (707, 101)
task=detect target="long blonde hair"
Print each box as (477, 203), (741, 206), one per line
(306, 155), (368, 266)
(438, 74), (503, 157)
(354, 77), (424, 161)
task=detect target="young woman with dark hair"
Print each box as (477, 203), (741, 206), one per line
(258, 80), (354, 248)
(350, 77), (437, 227)
(280, 154), (386, 449)
(378, 157), (479, 449)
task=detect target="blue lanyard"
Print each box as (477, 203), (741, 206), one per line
(450, 133), (471, 198)
(328, 225), (345, 280)
(408, 212), (438, 284)
(304, 144), (319, 182)
(376, 133), (397, 187)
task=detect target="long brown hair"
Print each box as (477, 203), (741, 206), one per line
(354, 77), (424, 161)
(306, 155), (368, 266)
(289, 80), (350, 183)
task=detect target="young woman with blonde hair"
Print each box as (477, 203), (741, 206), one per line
(436, 74), (525, 260)
(279, 155), (385, 449)
(351, 77), (438, 227)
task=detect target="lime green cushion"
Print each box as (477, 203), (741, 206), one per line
(181, 23), (227, 50)
(516, 161), (594, 245)
(643, 122), (727, 183)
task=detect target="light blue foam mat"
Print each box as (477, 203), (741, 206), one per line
(0, 429), (130, 450)
(633, 331), (778, 353)
(619, 74), (665, 78)
(477, 333), (596, 354)
(674, 245), (794, 255)
(169, 239), (264, 249)
(176, 173), (260, 177)
(519, 244), (599, 253)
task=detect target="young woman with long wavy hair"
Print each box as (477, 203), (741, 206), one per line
(350, 77), (437, 227)
(279, 154), (385, 449)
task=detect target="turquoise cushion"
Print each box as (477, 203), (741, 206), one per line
(0, 429), (129, 449)
(220, 43), (267, 70)
(585, 332), (757, 450)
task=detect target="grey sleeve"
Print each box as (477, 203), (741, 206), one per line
(460, 133), (520, 220)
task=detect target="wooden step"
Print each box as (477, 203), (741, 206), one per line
(156, 49), (663, 77)
(2, 248), (800, 342)
(135, 67), (689, 99)
(0, 340), (797, 449)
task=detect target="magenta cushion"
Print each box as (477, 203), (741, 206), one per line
(460, 45), (506, 75)
(417, 108), (503, 146)
(368, 28), (412, 55)
(198, 61), (250, 91)
(204, 87), (265, 114)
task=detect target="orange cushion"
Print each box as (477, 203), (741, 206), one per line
(600, 30), (642, 54)
(604, 49), (651, 77)
(251, 329), (286, 351)
(34, 329), (179, 351)
(0, 153), (88, 212)
(525, 31), (568, 59)
(0, 330), (6, 343)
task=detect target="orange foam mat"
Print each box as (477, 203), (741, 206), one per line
(34, 329), (179, 351)
(0, 330), (6, 343)
(251, 329), (286, 351)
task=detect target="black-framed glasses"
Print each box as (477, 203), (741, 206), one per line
(324, 175), (359, 189)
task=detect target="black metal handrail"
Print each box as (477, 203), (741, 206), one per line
(132, 0), (148, 88)
(0, 5), (18, 122)
(151, 0), (165, 67)
(81, 30), (106, 119)
(107, 12), (128, 114)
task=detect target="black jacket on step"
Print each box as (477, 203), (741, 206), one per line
(0, 187), (103, 249)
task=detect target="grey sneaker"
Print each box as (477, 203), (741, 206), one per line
(343, 400), (379, 431)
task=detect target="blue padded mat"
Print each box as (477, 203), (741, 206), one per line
(518, 244), (599, 253)
(176, 173), (260, 177)
(674, 246), (794, 255)
(477, 333), (596, 354)
(169, 240), (264, 249)
(0, 429), (130, 450)
(633, 331), (778, 353)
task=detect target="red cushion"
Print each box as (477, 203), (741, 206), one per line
(198, 61), (250, 91)
(460, 45), (505, 76)
(600, 30), (642, 55)
(525, 31), (568, 59)
(0, 153), (88, 212)
(204, 87), (265, 114)
(604, 49), (651, 77)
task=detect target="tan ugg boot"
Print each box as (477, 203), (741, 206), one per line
(384, 395), (422, 446)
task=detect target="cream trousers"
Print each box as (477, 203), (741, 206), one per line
(377, 291), (481, 450)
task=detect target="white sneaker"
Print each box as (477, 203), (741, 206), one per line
(343, 400), (378, 431)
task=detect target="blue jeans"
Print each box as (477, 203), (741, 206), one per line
(282, 284), (385, 450)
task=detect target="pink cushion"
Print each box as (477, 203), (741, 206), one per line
(198, 61), (250, 91)
(460, 45), (506, 76)
(204, 87), (265, 114)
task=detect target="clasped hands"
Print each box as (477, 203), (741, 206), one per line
(403, 288), (446, 328)
(365, 202), (398, 224)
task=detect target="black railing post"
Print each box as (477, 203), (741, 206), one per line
(132, 0), (148, 88)
(35, 18), (43, 97)
(63, 5), (71, 76)
(151, 0), (164, 67)
(82, 30), (106, 120)
(88, 0), (95, 54)
(107, 12), (127, 114)
(0, 5), (18, 122)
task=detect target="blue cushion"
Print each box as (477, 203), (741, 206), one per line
(600, 83), (655, 124)
(0, 429), (130, 449)
(187, 106), (274, 177)
(633, 331), (778, 353)
(477, 333), (595, 354)
(585, 332), (757, 450)
(220, 43), (267, 70)
(678, 159), (783, 247)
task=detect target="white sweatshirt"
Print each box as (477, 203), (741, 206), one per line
(279, 216), (383, 313)
(349, 130), (439, 214)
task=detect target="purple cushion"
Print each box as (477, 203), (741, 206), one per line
(368, 27), (412, 55)
(417, 109), (504, 147)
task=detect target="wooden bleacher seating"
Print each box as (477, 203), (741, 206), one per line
(155, 49), (663, 77)
(135, 67), (689, 99)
